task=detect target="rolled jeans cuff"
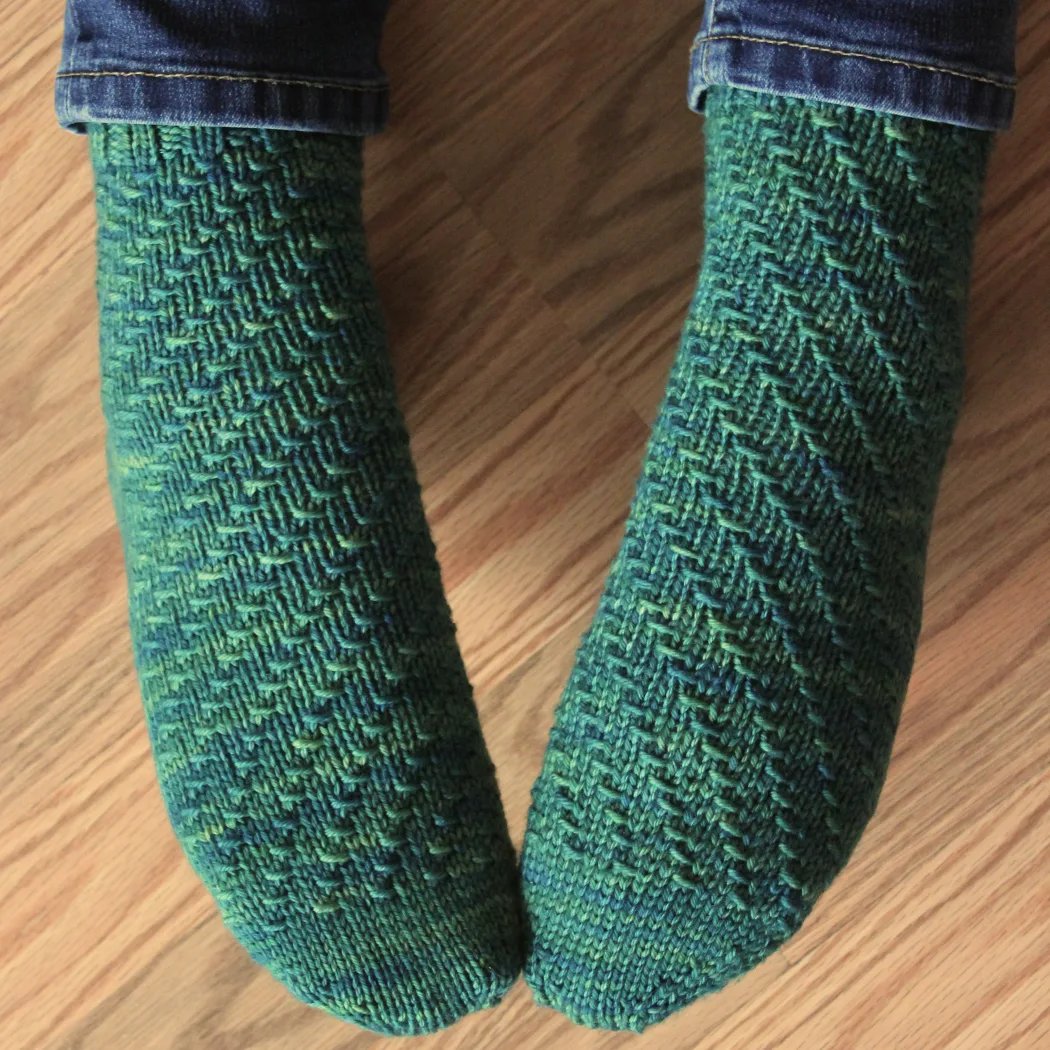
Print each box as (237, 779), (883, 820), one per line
(688, 0), (1018, 131)
(56, 0), (390, 135)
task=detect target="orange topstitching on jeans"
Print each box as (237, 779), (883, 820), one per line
(690, 33), (1016, 89)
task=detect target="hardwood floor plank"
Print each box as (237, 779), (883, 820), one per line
(476, 614), (591, 847)
(432, 12), (704, 423)
(364, 129), (598, 487)
(0, 39), (94, 320)
(690, 775), (1050, 1050)
(45, 917), (382, 1050)
(384, 0), (699, 195)
(427, 359), (647, 689)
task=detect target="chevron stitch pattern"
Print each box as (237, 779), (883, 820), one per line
(521, 87), (991, 1032)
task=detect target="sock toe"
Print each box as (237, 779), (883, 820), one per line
(255, 897), (519, 1034)
(523, 752), (810, 1031)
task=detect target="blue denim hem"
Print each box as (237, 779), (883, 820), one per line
(56, 69), (388, 136)
(688, 33), (1015, 131)
(56, 0), (391, 135)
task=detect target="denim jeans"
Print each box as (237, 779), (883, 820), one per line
(57, 0), (390, 135)
(57, 0), (1018, 135)
(689, 0), (1018, 130)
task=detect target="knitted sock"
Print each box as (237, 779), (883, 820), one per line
(521, 88), (991, 1031)
(90, 124), (522, 1035)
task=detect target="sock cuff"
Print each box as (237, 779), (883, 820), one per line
(87, 122), (365, 181)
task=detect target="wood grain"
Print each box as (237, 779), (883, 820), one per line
(2, 0), (1050, 1047)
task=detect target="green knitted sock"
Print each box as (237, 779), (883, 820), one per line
(90, 123), (522, 1035)
(521, 87), (991, 1031)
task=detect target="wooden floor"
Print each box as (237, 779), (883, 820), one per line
(4, 0), (1050, 1046)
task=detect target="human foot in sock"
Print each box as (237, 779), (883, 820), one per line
(521, 88), (991, 1030)
(91, 124), (521, 1035)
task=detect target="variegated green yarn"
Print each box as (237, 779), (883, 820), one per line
(90, 123), (522, 1035)
(521, 87), (991, 1031)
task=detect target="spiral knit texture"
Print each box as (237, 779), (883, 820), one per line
(521, 88), (991, 1031)
(90, 124), (522, 1035)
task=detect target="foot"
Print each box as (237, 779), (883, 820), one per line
(521, 87), (991, 1031)
(91, 124), (522, 1035)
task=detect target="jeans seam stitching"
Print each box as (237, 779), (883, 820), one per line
(56, 70), (386, 92)
(690, 32), (1016, 89)
(704, 0), (718, 84)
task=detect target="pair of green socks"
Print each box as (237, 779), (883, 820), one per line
(90, 87), (990, 1034)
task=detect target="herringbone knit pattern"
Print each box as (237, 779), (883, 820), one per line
(91, 124), (522, 1035)
(522, 88), (991, 1031)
